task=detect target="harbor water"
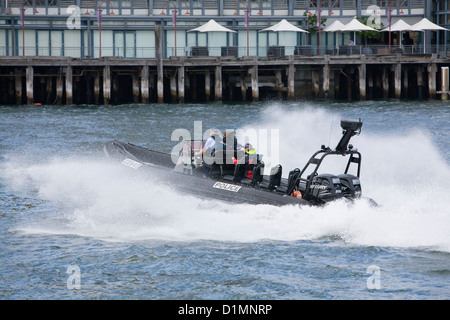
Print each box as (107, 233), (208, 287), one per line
(0, 100), (449, 300)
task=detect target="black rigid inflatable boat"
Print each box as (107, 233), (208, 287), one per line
(104, 119), (374, 207)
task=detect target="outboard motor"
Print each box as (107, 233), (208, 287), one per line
(309, 174), (342, 203)
(337, 174), (362, 199)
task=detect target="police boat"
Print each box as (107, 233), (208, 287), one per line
(104, 119), (374, 207)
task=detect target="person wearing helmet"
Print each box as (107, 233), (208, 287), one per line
(243, 143), (258, 179)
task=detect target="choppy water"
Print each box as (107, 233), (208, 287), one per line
(0, 100), (449, 300)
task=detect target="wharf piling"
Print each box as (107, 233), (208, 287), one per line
(0, 54), (448, 105)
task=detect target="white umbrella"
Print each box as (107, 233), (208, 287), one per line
(324, 20), (346, 32)
(341, 18), (378, 32)
(341, 18), (378, 43)
(187, 19), (236, 56)
(324, 20), (346, 48)
(381, 19), (414, 32)
(381, 19), (414, 51)
(259, 19), (308, 33)
(259, 19), (308, 50)
(187, 19), (236, 33)
(410, 18), (449, 53)
(410, 17), (449, 32)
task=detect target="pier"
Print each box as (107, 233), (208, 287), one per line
(1, 52), (448, 105)
(1, 0), (449, 104)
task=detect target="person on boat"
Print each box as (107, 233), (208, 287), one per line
(346, 39), (355, 46)
(195, 129), (219, 157)
(231, 143), (260, 180)
(222, 130), (239, 165)
(194, 129), (221, 178)
(223, 130), (238, 151)
(243, 143), (259, 179)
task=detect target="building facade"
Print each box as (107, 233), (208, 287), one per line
(0, 0), (448, 58)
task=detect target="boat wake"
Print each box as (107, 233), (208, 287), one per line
(1, 107), (449, 252)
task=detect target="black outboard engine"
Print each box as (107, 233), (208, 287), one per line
(296, 118), (366, 205)
(309, 174), (342, 203)
(337, 174), (362, 199)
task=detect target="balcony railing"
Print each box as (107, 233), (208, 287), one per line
(0, 44), (448, 58)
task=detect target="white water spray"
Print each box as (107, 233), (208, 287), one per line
(2, 106), (449, 252)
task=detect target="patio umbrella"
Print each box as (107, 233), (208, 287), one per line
(187, 19), (236, 56)
(381, 19), (414, 32)
(324, 20), (346, 48)
(410, 18), (449, 53)
(187, 19), (236, 33)
(259, 19), (308, 50)
(259, 19), (308, 33)
(381, 19), (414, 50)
(340, 18), (378, 43)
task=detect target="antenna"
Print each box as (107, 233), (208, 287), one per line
(328, 116), (335, 149)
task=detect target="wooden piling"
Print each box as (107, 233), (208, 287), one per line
(312, 69), (319, 97)
(56, 73), (63, 104)
(15, 68), (22, 104)
(141, 65), (149, 104)
(65, 65), (73, 105)
(178, 66), (185, 104)
(382, 67), (389, 98)
(417, 66), (424, 99)
(94, 72), (100, 104)
(322, 64), (330, 99)
(428, 63), (437, 100)
(250, 64), (259, 102)
(112, 73), (119, 105)
(358, 63), (366, 100)
(132, 73), (139, 103)
(26, 66), (33, 105)
(155, 25), (164, 104)
(275, 70), (283, 99)
(440, 66), (449, 100)
(205, 71), (211, 102)
(402, 69), (409, 98)
(170, 72), (177, 103)
(287, 63), (295, 100)
(215, 65), (222, 102)
(149, 71), (155, 101)
(103, 65), (111, 105)
(394, 63), (401, 99)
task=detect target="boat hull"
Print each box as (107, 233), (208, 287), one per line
(104, 140), (310, 207)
